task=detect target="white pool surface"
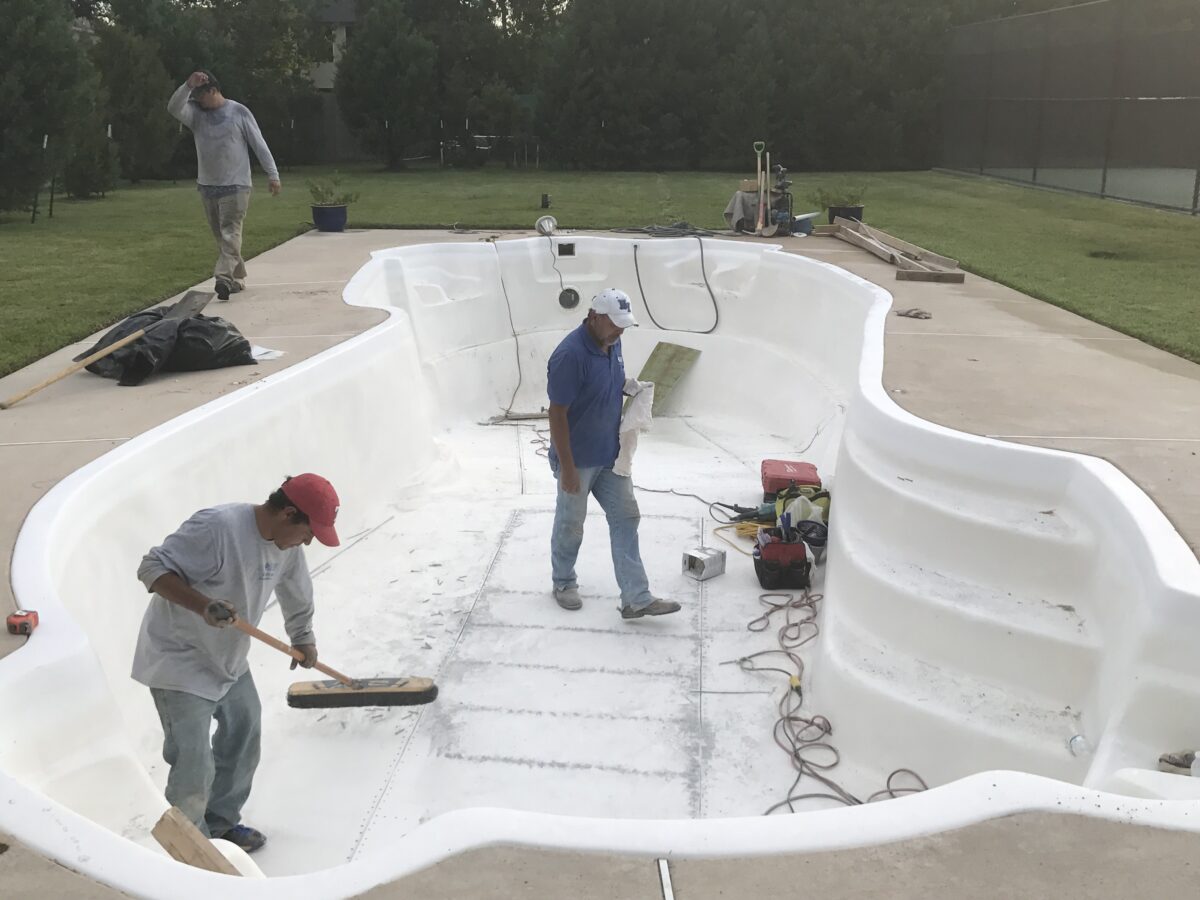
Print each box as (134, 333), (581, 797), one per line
(5, 234), (1200, 897)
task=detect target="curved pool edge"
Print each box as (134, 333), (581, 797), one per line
(4, 234), (1200, 897)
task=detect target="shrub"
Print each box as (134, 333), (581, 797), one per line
(810, 184), (867, 210)
(307, 173), (359, 206)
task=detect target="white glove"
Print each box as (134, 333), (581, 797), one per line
(624, 378), (653, 397)
(203, 599), (237, 628)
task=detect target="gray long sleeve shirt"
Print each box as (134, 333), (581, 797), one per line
(167, 82), (279, 189)
(132, 503), (315, 701)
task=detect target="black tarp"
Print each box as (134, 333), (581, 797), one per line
(73, 306), (256, 387)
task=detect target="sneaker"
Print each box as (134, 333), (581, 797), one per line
(554, 585), (582, 610)
(215, 824), (266, 853)
(620, 598), (681, 619)
(1158, 750), (1197, 776)
(215, 280), (231, 302)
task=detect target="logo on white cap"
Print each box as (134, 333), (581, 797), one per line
(590, 288), (638, 328)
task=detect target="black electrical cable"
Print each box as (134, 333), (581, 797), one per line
(611, 224), (718, 238)
(494, 244), (523, 416)
(632, 237), (719, 334)
(722, 590), (930, 815)
(544, 233), (566, 292)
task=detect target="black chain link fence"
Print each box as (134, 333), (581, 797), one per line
(942, 0), (1200, 214)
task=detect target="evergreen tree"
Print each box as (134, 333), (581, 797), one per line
(0, 0), (91, 212)
(92, 25), (177, 181)
(334, 0), (438, 168)
(63, 66), (119, 199)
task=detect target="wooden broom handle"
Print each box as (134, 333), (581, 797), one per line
(0, 328), (148, 410)
(233, 618), (356, 686)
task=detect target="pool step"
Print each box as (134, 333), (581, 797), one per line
(827, 526), (1101, 701)
(833, 429), (1097, 598)
(813, 613), (1088, 786)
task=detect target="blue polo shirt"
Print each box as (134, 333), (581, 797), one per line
(547, 322), (625, 470)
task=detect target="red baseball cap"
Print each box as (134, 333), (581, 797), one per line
(281, 474), (340, 547)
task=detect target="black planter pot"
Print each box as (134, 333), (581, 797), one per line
(312, 204), (348, 232)
(828, 205), (864, 224)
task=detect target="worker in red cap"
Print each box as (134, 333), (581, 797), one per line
(132, 474), (340, 853)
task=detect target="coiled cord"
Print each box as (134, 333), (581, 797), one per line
(724, 591), (929, 814)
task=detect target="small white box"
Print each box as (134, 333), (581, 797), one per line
(682, 547), (726, 581)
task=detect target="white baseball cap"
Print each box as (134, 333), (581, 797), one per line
(590, 288), (637, 328)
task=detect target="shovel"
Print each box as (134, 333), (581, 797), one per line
(234, 619), (439, 709)
(1, 290), (215, 410)
(762, 151), (779, 237)
(753, 141), (766, 235)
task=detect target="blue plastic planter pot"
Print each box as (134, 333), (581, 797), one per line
(312, 204), (348, 232)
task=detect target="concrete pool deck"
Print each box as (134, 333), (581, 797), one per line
(4, 225), (1200, 895)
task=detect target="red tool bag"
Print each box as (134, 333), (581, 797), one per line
(761, 459), (821, 502)
(753, 530), (812, 590)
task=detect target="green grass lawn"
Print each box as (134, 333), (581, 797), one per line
(2, 164), (1198, 377)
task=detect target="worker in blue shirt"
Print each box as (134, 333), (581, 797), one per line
(546, 289), (680, 619)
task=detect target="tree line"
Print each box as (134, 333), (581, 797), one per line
(1, 0), (1103, 214)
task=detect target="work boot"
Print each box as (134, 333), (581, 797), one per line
(215, 824), (267, 853)
(620, 598), (681, 619)
(554, 585), (582, 610)
(215, 279), (231, 302)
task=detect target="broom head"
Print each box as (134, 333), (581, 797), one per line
(287, 676), (438, 709)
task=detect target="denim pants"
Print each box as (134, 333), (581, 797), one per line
(150, 670), (262, 837)
(551, 464), (653, 609)
(200, 190), (250, 289)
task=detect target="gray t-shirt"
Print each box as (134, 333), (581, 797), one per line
(132, 503), (315, 701)
(167, 82), (280, 189)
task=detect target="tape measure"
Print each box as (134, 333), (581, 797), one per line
(6, 609), (38, 636)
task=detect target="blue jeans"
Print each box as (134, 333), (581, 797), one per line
(551, 464), (653, 609)
(150, 670), (262, 837)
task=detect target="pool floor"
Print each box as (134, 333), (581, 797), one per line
(148, 416), (865, 876)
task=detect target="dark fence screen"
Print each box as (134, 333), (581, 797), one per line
(942, 0), (1200, 213)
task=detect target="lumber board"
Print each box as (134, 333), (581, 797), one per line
(152, 808), (241, 876)
(813, 224), (839, 236)
(860, 222), (960, 270)
(635, 342), (702, 417)
(896, 268), (966, 284)
(834, 216), (965, 282)
(891, 253), (934, 272)
(863, 224), (959, 270)
(831, 223), (898, 265)
(837, 217), (960, 271)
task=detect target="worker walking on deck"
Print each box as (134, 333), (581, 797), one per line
(132, 474), (340, 853)
(546, 289), (680, 619)
(167, 70), (281, 302)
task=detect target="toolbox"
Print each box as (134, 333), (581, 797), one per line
(753, 534), (812, 590)
(761, 459), (821, 502)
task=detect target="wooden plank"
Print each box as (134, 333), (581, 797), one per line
(834, 217), (965, 282)
(891, 253), (934, 272)
(635, 342), (702, 417)
(152, 807), (242, 876)
(896, 268), (966, 284)
(813, 224), (839, 236)
(831, 223), (899, 265)
(859, 222), (960, 270)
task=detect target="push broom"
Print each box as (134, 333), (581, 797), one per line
(234, 619), (438, 709)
